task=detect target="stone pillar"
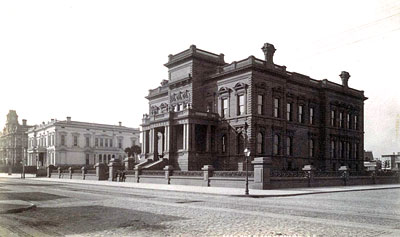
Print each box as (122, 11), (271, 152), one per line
(339, 165), (349, 186)
(251, 157), (272, 190)
(164, 165), (173, 184)
(183, 124), (187, 150)
(95, 163), (107, 180)
(142, 130), (146, 154)
(57, 167), (62, 178)
(81, 166), (87, 180)
(150, 129), (154, 154)
(68, 167), (73, 179)
(201, 165), (214, 187)
(108, 159), (122, 181)
(302, 165), (316, 187)
(124, 157), (134, 170)
(134, 166), (141, 183)
(47, 165), (54, 178)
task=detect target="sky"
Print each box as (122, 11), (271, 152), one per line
(0, 0), (399, 157)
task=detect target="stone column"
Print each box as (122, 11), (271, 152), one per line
(47, 165), (54, 178)
(68, 167), (73, 179)
(183, 124), (187, 150)
(150, 129), (154, 154)
(142, 130), (146, 154)
(81, 166), (87, 180)
(95, 163), (107, 180)
(164, 165), (173, 184)
(134, 166), (141, 183)
(251, 157), (272, 190)
(124, 157), (134, 170)
(202, 165), (214, 187)
(302, 165), (316, 187)
(108, 159), (122, 181)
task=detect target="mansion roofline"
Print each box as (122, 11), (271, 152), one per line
(147, 44), (367, 101)
(28, 117), (139, 133)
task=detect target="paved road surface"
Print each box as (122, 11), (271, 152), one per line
(0, 177), (399, 236)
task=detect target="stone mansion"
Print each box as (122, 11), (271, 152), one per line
(27, 117), (140, 167)
(141, 43), (367, 171)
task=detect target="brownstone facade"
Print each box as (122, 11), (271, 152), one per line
(141, 43), (367, 171)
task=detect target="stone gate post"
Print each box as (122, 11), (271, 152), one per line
(251, 157), (272, 190)
(201, 165), (214, 187)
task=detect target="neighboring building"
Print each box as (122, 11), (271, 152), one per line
(0, 110), (32, 165)
(27, 117), (140, 167)
(364, 150), (377, 171)
(141, 43), (367, 171)
(379, 152), (400, 170)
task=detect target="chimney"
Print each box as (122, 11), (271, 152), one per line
(119, 121), (122, 126)
(22, 119), (27, 126)
(339, 71), (350, 88)
(261, 43), (276, 64)
(66, 117), (71, 123)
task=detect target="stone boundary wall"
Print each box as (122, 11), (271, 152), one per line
(38, 158), (400, 189)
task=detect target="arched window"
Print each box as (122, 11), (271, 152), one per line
(257, 132), (264, 154)
(221, 135), (227, 153)
(273, 134), (280, 155)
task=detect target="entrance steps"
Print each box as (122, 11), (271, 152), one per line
(142, 158), (168, 170)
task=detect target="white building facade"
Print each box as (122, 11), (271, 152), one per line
(27, 117), (140, 167)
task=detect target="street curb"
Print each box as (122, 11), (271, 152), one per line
(230, 186), (400, 198)
(0, 203), (36, 214)
(25, 177), (400, 198)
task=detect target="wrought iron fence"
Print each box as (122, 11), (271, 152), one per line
(271, 170), (307, 177)
(213, 171), (254, 178)
(141, 170), (165, 176)
(172, 171), (203, 177)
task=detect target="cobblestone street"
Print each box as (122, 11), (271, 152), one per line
(0, 177), (399, 236)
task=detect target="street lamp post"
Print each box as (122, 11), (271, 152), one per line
(244, 122), (250, 196)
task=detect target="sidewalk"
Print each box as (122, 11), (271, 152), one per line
(26, 176), (400, 197)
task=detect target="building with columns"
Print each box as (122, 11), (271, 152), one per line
(141, 43), (367, 171)
(26, 117), (140, 167)
(0, 110), (32, 165)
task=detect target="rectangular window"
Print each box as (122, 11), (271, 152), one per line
(273, 134), (280, 155)
(331, 140), (336, 158)
(100, 138), (103, 147)
(309, 107), (314, 125)
(85, 154), (89, 165)
(286, 137), (292, 156)
(354, 115), (358, 130)
(238, 94), (245, 115)
(274, 98), (280, 118)
(61, 135), (65, 146)
(309, 139), (314, 157)
(286, 103), (292, 121)
(222, 135), (227, 153)
(339, 112), (344, 128)
(105, 139), (108, 147)
(48, 135), (51, 147)
(222, 98), (228, 118)
(110, 139), (113, 147)
(257, 132), (264, 154)
(331, 110), (336, 126)
(95, 138), (98, 147)
(73, 136), (78, 146)
(51, 135), (55, 146)
(86, 137), (90, 147)
(257, 95), (263, 115)
(347, 114), (351, 129)
(118, 139), (122, 149)
(298, 105), (304, 123)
